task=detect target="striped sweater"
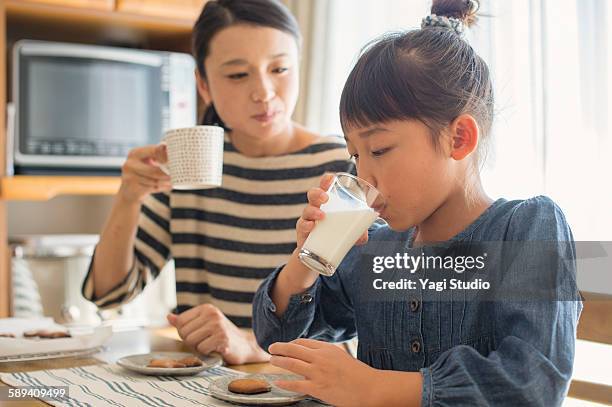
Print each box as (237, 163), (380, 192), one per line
(82, 134), (353, 328)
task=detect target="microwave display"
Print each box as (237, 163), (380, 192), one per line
(22, 56), (161, 157)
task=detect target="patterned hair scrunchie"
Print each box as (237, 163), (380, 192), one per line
(421, 14), (464, 35)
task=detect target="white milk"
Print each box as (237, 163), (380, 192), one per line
(302, 206), (378, 270)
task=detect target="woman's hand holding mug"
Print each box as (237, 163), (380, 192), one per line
(118, 144), (172, 204)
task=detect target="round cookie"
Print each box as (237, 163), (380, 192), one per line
(147, 358), (186, 368)
(38, 331), (71, 339)
(228, 378), (272, 395)
(177, 356), (203, 367)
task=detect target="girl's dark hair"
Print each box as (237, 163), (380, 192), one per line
(339, 0), (493, 164)
(192, 0), (301, 129)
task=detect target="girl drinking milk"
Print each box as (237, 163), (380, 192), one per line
(252, 0), (582, 405)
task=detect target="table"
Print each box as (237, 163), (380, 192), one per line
(0, 327), (286, 406)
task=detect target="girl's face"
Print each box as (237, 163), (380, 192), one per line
(198, 24), (299, 139)
(345, 120), (457, 231)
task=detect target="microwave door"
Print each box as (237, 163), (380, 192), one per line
(13, 41), (165, 172)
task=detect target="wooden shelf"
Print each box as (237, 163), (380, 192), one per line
(117, 0), (207, 22)
(18, 0), (115, 12)
(6, 0), (196, 35)
(0, 176), (120, 201)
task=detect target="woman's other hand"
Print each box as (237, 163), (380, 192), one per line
(167, 305), (269, 366)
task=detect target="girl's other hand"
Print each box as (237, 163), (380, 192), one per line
(118, 144), (172, 204)
(269, 338), (421, 407)
(269, 339), (380, 407)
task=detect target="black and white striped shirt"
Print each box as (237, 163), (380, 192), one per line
(82, 135), (353, 328)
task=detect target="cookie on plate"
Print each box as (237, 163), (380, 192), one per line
(23, 330), (71, 339)
(147, 358), (187, 368)
(177, 356), (203, 367)
(228, 378), (272, 395)
(38, 330), (71, 339)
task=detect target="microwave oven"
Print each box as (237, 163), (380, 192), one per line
(10, 40), (197, 174)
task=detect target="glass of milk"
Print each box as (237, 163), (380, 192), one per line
(298, 172), (385, 276)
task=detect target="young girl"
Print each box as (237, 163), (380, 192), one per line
(82, 0), (352, 365)
(253, 1), (582, 405)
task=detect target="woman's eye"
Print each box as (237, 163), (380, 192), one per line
(227, 73), (248, 80)
(272, 67), (288, 74)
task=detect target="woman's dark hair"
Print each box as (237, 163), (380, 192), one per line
(192, 0), (301, 129)
(339, 0), (493, 165)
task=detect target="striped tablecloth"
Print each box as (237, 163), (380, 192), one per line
(1, 364), (324, 406)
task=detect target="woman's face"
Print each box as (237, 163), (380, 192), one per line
(345, 120), (457, 231)
(198, 24), (300, 139)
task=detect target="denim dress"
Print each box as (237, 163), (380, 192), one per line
(252, 196), (583, 406)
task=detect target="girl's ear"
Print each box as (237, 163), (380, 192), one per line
(449, 114), (479, 161)
(195, 70), (212, 105)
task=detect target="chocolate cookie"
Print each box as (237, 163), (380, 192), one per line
(228, 378), (272, 395)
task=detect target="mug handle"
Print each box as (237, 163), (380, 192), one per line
(157, 141), (170, 175)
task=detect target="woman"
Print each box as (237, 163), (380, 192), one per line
(82, 0), (353, 365)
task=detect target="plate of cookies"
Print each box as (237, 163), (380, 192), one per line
(209, 374), (307, 405)
(0, 318), (112, 362)
(117, 351), (222, 376)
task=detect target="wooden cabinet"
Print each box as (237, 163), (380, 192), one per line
(0, 177), (121, 201)
(16, 0), (115, 11)
(0, 0), (202, 317)
(117, 0), (206, 20)
(1, 0), (9, 318)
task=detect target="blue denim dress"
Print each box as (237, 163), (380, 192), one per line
(253, 196), (583, 406)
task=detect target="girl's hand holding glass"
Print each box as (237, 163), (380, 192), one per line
(297, 174), (369, 251)
(296, 173), (331, 249)
(288, 173), (370, 291)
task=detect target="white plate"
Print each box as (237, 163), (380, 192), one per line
(209, 374), (307, 406)
(0, 346), (105, 363)
(117, 351), (222, 376)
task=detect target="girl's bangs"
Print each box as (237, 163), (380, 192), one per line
(339, 33), (422, 132)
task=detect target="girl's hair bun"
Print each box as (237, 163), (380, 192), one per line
(431, 0), (480, 28)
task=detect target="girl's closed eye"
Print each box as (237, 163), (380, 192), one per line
(348, 146), (394, 161)
(371, 146), (394, 157)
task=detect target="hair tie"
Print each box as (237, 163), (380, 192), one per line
(421, 14), (464, 35)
